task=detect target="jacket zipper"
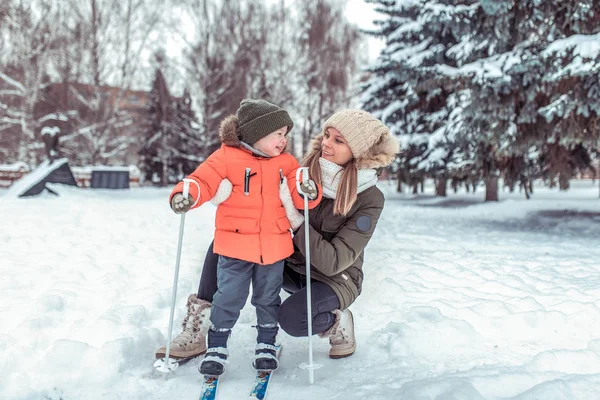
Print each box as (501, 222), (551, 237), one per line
(244, 168), (251, 195)
(244, 167), (257, 196)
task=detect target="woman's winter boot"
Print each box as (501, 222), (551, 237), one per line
(253, 325), (279, 371)
(155, 294), (211, 360)
(319, 309), (356, 359)
(199, 328), (230, 376)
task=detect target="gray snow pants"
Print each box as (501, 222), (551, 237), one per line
(210, 254), (284, 330)
(199, 241), (340, 335)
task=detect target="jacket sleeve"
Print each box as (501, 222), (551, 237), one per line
(292, 190), (384, 276)
(285, 157), (322, 210)
(169, 147), (228, 209)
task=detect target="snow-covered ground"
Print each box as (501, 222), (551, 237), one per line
(1, 180), (600, 400)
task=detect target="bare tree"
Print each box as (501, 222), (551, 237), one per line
(294, 0), (363, 155)
(50, 0), (164, 165)
(246, 0), (301, 153)
(171, 0), (363, 160)
(0, 0), (60, 165)
(175, 0), (273, 159)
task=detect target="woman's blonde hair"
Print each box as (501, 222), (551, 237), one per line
(302, 145), (358, 216)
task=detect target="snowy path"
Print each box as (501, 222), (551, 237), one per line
(1, 181), (600, 399)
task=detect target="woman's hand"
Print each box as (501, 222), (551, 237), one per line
(299, 179), (318, 200)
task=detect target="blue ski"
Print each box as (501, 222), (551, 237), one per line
(199, 375), (219, 400)
(248, 371), (274, 400)
(249, 345), (282, 400)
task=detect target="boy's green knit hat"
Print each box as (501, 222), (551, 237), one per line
(236, 99), (294, 146)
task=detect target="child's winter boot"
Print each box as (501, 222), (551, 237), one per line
(252, 325), (279, 371)
(198, 328), (230, 376)
(155, 294), (211, 360)
(319, 309), (356, 359)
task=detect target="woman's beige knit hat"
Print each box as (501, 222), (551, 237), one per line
(321, 109), (399, 169)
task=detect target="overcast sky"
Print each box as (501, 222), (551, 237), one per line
(344, 0), (384, 61)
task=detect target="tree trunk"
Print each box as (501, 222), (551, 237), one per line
(529, 181), (533, 194)
(397, 179), (403, 193)
(485, 176), (499, 202)
(420, 180), (424, 193)
(521, 182), (530, 200)
(412, 184), (418, 194)
(435, 178), (447, 197)
(465, 183), (470, 193)
(559, 173), (570, 191)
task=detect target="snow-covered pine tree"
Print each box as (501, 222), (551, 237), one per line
(361, 0), (479, 195)
(437, 0), (547, 201)
(363, 1), (600, 200)
(453, 0), (600, 197)
(168, 89), (204, 183)
(535, 1), (600, 189)
(139, 67), (175, 186)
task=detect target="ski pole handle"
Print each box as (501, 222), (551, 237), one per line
(296, 167), (309, 194)
(182, 178), (192, 198)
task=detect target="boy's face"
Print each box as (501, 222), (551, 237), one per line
(253, 127), (289, 157)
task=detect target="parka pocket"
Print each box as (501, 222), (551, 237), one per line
(218, 215), (259, 234)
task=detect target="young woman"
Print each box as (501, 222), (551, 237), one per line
(156, 109), (399, 364)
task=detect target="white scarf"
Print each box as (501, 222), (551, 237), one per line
(318, 157), (378, 199)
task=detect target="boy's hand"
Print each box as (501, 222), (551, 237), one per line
(299, 179), (318, 200)
(171, 193), (194, 214)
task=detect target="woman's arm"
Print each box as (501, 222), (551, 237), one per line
(293, 189), (384, 276)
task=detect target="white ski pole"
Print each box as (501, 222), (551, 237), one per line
(296, 167), (319, 384)
(154, 178), (192, 373)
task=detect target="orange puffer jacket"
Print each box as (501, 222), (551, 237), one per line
(170, 115), (322, 265)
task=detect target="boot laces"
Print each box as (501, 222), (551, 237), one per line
(172, 328), (196, 346)
(330, 327), (348, 345)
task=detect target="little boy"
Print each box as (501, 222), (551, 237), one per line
(169, 99), (321, 375)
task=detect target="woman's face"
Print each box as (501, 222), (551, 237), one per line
(321, 127), (353, 166)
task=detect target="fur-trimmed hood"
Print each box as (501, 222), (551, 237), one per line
(308, 132), (399, 170)
(219, 115), (244, 147)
